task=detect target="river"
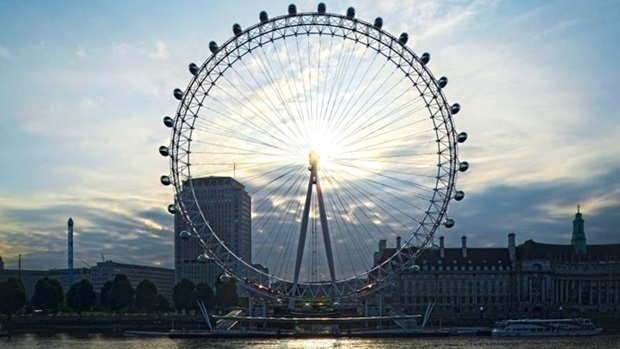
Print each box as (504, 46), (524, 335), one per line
(3, 333), (620, 349)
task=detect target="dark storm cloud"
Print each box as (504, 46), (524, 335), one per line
(0, 199), (174, 270)
(445, 166), (620, 248)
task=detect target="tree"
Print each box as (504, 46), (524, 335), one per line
(172, 278), (195, 312)
(191, 283), (214, 309)
(0, 277), (27, 321)
(99, 280), (113, 309)
(31, 277), (64, 312)
(155, 293), (171, 313)
(213, 276), (238, 310)
(67, 279), (96, 313)
(107, 274), (134, 313)
(134, 279), (158, 313)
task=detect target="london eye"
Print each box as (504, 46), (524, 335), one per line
(159, 3), (469, 305)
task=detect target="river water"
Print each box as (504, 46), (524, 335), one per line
(3, 333), (620, 349)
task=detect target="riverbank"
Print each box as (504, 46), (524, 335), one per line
(2, 313), (620, 335)
(1, 314), (203, 334)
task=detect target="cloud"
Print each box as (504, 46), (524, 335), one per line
(75, 45), (87, 58)
(1, 1), (619, 275)
(0, 46), (12, 60)
(0, 192), (174, 270)
(447, 165), (620, 248)
(149, 40), (170, 60)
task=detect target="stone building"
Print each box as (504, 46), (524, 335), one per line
(375, 209), (620, 318)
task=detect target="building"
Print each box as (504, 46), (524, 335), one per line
(91, 261), (175, 301)
(376, 236), (513, 317)
(175, 176), (252, 286)
(0, 260), (174, 301)
(375, 209), (620, 319)
(0, 267), (90, 299)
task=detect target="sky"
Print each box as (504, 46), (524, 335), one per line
(0, 0), (619, 272)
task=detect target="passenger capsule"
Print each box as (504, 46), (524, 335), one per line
(317, 2), (326, 14)
(163, 116), (174, 128)
(197, 253), (209, 263)
(454, 190), (465, 201)
(450, 103), (461, 115)
(420, 52), (431, 65)
(438, 76), (448, 89)
(173, 88), (184, 100)
(373, 17), (383, 29)
(167, 204), (176, 214)
(180, 230), (191, 240)
(188, 63), (199, 76)
(159, 145), (169, 157)
(443, 218), (455, 228)
(160, 175), (171, 186)
(346, 7), (355, 19)
(209, 41), (218, 54)
(333, 302), (341, 309)
(398, 32), (409, 45)
(457, 132), (468, 143)
(458, 161), (469, 172)
(220, 274), (231, 283)
(232, 23), (242, 36)
(410, 264), (421, 272)
(259, 11), (268, 23)
(288, 4), (297, 15)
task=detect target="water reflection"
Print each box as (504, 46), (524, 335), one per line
(3, 334), (620, 349)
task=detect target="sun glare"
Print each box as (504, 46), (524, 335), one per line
(300, 127), (348, 170)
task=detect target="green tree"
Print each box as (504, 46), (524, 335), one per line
(99, 280), (113, 309)
(107, 274), (134, 313)
(134, 279), (158, 313)
(213, 276), (238, 310)
(155, 293), (171, 313)
(172, 278), (195, 312)
(31, 277), (64, 312)
(0, 277), (27, 321)
(67, 279), (96, 313)
(191, 282), (214, 309)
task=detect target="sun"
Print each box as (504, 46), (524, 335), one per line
(300, 126), (348, 171)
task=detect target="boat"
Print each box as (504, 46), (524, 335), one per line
(491, 318), (602, 337)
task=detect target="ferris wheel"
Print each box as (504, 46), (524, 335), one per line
(159, 3), (469, 303)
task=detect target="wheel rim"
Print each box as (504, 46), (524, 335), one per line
(167, 9), (464, 302)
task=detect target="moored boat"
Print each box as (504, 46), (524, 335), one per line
(491, 318), (602, 337)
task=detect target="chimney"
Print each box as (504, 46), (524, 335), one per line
(461, 235), (467, 258)
(508, 233), (516, 265)
(379, 239), (386, 252)
(374, 239), (388, 266)
(439, 236), (445, 258)
(396, 236), (401, 250)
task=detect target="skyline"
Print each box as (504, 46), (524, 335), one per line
(1, 0), (619, 271)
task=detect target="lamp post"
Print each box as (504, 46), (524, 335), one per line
(479, 306), (484, 322)
(559, 305), (564, 318)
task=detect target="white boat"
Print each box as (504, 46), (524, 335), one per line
(491, 318), (602, 337)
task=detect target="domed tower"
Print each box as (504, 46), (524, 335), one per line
(571, 206), (587, 254)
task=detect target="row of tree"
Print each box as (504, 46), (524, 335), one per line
(1, 274), (240, 317)
(172, 277), (238, 312)
(0, 275), (170, 316)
